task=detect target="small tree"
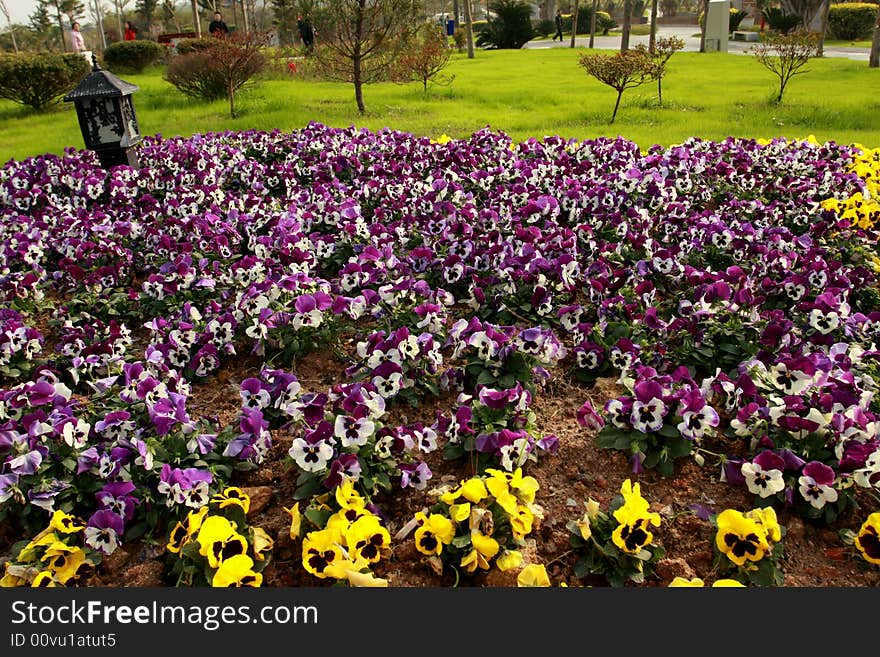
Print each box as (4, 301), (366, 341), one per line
(643, 35), (684, 104)
(312, 0), (421, 115)
(579, 48), (656, 123)
(165, 30), (269, 117)
(393, 24), (454, 93)
(751, 29), (819, 104)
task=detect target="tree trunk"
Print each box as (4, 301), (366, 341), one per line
(354, 57), (365, 114)
(699, 0), (707, 53)
(817, 0), (830, 56)
(611, 89), (622, 122)
(192, 0), (201, 37)
(589, 0), (597, 48)
(0, 1), (18, 52)
(870, 24), (879, 68)
(94, 0), (107, 50)
(649, 0), (658, 53)
(56, 7), (67, 51)
(570, 0), (578, 48)
(464, 0), (475, 58)
(114, 0), (123, 40)
(241, 0), (249, 32)
(621, 0), (632, 53)
(229, 79), (236, 117)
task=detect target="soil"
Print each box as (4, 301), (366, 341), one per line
(70, 348), (880, 589)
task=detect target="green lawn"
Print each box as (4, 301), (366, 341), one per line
(2, 47), (879, 163)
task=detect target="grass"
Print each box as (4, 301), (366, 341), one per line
(2, 47), (879, 163)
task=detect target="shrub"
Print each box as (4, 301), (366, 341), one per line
(827, 3), (879, 40)
(164, 50), (228, 102)
(174, 37), (220, 55)
(0, 52), (90, 111)
(562, 10), (617, 35)
(762, 7), (803, 33)
(534, 18), (557, 37)
(475, 0), (536, 49)
(393, 24), (454, 92)
(730, 8), (749, 32)
(164, 31), (270, 117)
(102, 40), (166, 73)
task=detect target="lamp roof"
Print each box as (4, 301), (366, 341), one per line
(63, 54), (139, 102)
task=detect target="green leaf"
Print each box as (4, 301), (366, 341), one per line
(451, 534), (472, 549)
(657, 423), (680, 439)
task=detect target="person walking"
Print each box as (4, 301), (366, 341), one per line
(208, 11), (229, 38)
(297, 15), (315, 51)
(123, 21), (137, 41)
(553, 10), (564, 41)
(70, 21), (86, 52)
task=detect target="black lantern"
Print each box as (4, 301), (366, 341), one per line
(63, 54), (142, 169)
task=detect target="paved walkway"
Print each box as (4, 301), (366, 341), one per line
(523, 24), (870, 61)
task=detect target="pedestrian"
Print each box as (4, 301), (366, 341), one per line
(297, 15), (315, 51)
(208, 11), (229, 38)
(123, 21), (137, 41)
(553, 10), (564, 42)
(70, 21), (86, 52)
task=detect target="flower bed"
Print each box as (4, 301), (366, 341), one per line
(1, 124), (879, 587)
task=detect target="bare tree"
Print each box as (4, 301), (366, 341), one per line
(50, 0), (85, 51)
(192, 0), (202, 36)
(0, 0), (18, 52)
(313, 0), (422, 114)
(112, 0), (130, 40)
(569, 0), (577, 48)
(751, 29), (819, 103)
(394, 22), (454, 92)
(638, 35), (683, 103)
(89, 0), (107, 49)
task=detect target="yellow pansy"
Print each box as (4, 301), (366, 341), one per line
(413, 512), (455, 557)
(302, 528), (347, 578)
(211, 487), (250, 515)
(211, 554), (262, 587)
(496, 549), (524, 572)
(196, 516), (248, 569)
(517, 563), (551, 587)
(284, 503), (302, 540)
(49, 510), (85, 534)
(449, 502), (471, 523)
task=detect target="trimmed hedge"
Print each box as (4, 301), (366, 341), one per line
(102, 40), (166, 73)
(175, 37), (222, 55)
(827, 3), (879, 40)
(0, 52), (90, 111)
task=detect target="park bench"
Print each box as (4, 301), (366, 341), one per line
(732, 30), (759, 42)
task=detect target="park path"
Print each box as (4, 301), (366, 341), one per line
(522, 24), (870, 61)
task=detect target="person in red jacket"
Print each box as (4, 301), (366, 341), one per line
(123, 21), (137, 41)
